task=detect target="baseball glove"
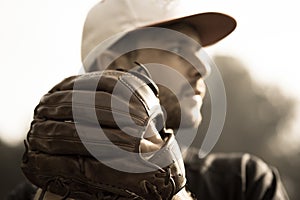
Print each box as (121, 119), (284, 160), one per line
(21, 69), (187, 200)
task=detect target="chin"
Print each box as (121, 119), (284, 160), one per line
(181, 114), (202, 128)
(165, 106), (203, 129)
(165, 112), (202, 130)
(175, 95), (203, 128)
(180, 110), (202, 128)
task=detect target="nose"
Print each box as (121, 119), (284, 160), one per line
(196, 49), (213, 79)
(188, 66), (202, 79)
(197, 79), (206, 98)
(186, 63), (206, 98)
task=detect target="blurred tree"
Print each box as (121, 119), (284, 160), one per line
(0, 140), (26, 199)
(193, 55), (298, 199)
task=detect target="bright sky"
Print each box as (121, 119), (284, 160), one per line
(0, 0), (300, 147)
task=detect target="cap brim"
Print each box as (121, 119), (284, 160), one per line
(147, 12), (236, 47)
(82, 12), (236, 71)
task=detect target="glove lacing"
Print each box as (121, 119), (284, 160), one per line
(38, 177), (70, 200)
(140, 167), (176, 200)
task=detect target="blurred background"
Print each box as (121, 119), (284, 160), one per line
(0, 0), (299, 199)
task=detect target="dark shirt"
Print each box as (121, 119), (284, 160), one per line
(184, 149), (289, 200)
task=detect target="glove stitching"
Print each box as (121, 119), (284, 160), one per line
(28, 134), (136, 148)
(36, 174), (133, 199)
(35, 171), (146, 195)
(36, 103), (147, 125)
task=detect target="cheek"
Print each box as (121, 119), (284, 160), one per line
(158, 86), (180, 115)
(160, 53), (187, 70)
(158, 86), (178, 107)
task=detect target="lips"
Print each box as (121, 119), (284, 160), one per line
(197, 89), (206, 99)
(196, 79), (206, 98)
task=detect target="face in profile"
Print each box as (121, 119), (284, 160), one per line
(96, 23), (208, 130)
(133, 24), (207, 129)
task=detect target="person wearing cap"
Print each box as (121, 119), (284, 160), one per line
(7, 0), (289, 199)
(78, 1), (290, 200)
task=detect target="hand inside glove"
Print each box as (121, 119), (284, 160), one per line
(22, 70), (191, 200)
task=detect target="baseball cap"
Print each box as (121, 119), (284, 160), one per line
(81, 0), (236, 69)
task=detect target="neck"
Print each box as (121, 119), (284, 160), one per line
(172, 188), (195, 200)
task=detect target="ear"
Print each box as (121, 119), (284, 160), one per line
(95, 50), (119, 70)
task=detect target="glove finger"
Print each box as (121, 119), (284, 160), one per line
(22, 150), (179, 200)
(35, 90), (149, 127)
(22, 151), (165, 199)
(29, 119), (140, 156)
(48, 71), (123, 94)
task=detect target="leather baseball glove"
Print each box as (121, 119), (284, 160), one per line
(21, 69), (187, 200)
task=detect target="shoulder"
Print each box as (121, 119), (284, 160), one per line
(184, 147), (274, 175)
(183, 148), (289, 200)
(183, 148), (253, 175)
(183, 149), (249, 187)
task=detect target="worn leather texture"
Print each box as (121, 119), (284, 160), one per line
(21, 70), (186, 200)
